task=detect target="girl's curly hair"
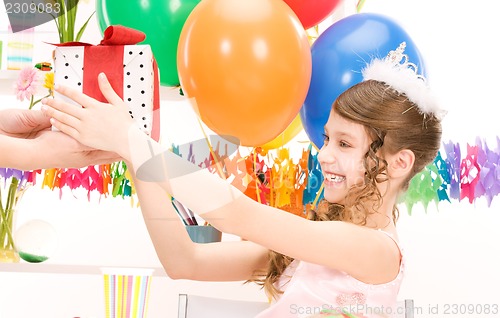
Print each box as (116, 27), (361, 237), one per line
(247, 80), (442, 299)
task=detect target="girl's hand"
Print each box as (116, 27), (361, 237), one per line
(41, 73), (135, 157)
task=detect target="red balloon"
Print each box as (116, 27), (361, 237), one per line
(283, 0), (341, 29)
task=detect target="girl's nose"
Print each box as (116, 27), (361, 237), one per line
(317, 144), (334, 165)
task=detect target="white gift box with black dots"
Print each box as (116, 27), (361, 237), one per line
(53, 44), (157, 137)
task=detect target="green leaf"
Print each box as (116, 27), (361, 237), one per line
(56, 0), (67, 43)
(76, 11), (95, 42)
(66, 1), (77, 41)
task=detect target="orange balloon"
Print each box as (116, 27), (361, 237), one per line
(177, 0), (312, 146)
(261, 114), (303, 150)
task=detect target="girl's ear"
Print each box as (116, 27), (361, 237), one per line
(388, 149), (415, 178)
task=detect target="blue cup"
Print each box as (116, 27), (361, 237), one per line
(185, 225), (222, 243)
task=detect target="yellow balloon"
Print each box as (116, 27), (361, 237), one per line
(261, 115), (303, 150)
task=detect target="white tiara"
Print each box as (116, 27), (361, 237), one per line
(362, 42), (446, 120)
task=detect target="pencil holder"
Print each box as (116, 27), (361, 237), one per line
(185, 225), (222, 243)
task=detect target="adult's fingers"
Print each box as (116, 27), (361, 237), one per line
(21, 109), (51, 129)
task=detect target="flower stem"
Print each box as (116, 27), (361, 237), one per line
(29, 95), (35, 110)
(30, 93), (52, 110)
(0, 178), (19, 250)
(0, 191), (7, 248)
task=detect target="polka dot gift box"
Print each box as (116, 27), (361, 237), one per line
(53, 25), (160, 141)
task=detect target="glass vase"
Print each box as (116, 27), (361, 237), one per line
(0, 176), (30, 263)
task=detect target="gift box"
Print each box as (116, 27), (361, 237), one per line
(53, 25), (160, 141)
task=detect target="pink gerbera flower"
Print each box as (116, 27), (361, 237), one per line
(14, 67), (39, 102)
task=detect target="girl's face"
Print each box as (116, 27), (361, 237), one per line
(317, 110), (372, 204)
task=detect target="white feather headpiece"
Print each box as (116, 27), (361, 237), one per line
(362, 42), (447, 120)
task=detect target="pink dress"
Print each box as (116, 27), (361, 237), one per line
(255, 232), (404, 318)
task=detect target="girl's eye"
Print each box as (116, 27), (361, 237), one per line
(322, 133), (329, 144)
(339, 141), (350, 148)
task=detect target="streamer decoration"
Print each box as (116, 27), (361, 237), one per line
(32, 136), (500, 215)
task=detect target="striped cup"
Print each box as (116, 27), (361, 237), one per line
(101, 267), (154, 318)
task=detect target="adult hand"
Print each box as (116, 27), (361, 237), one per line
(0, 109), (51, 138)
(0, 108), (121, 170)
(30, 129), (121, 169)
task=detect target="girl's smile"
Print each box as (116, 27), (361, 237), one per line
(318, 110), (371, 204)
(322, 172), (346, 185)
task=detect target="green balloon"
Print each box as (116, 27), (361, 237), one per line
(96, 0), (201, 86)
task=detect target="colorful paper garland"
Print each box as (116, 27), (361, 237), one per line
(2, 137), (499, 215)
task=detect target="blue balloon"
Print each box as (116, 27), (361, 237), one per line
(300, 13), (426, 148)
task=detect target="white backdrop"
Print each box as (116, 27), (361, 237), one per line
(1, 1), (499, 317)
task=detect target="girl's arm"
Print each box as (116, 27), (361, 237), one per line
(128, 165), (269, 281)
(42, 73), (400, 284)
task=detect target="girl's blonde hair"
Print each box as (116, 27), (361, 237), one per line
(247, 80), (443, 299)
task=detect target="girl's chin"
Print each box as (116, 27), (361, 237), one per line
(323, 191), (346, 205)
(323, 180), (345, 193)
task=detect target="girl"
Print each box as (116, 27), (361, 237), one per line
(41, 43), (444, 317)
